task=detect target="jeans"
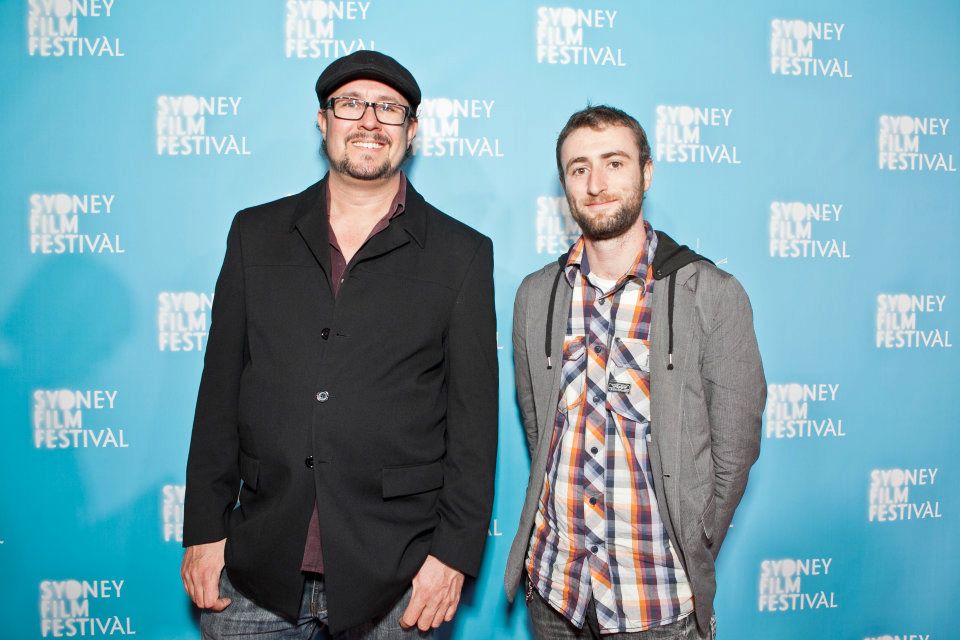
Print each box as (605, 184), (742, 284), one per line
(525, 577), (714, 640)
(200, 570), (432, 640)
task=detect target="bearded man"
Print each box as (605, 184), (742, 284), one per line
(181, 50), (498, 639)
(504, 105), (765, 640)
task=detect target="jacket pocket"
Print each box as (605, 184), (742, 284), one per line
(382, 460), (444, 499)
(607, 336), (651, 423)
(239, 450), (260, 492)
(557, 336), (587, 412)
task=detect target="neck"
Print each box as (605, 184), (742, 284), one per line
(327, 170), (401, 219)
(582, 215), (647, 280)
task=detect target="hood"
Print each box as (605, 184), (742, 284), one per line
(553, 230), (710, 277)
(652, 230), (712, 280)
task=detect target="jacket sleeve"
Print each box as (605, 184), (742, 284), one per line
(182, 212), (248, 547)
(513, 275), (539, 459)
(702, 274), (766, 553)
(429, 236), (499, 576)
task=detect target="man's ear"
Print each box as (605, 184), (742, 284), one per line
(405, 117), (418, 146)
(317, 109), (327, 139)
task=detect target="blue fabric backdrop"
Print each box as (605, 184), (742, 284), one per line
(2, 1), (957, 638)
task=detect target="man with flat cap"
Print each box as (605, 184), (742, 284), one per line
(180, 50), (498, 638)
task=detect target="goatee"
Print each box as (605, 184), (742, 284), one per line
(321, 134), (401, 181)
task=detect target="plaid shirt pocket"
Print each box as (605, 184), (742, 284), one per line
(557, 335), (587, 413)
(607, 336), (651, 422)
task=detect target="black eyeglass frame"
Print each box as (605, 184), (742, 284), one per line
(323, 96), (412, 125)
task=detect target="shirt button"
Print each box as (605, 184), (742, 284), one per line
(316, 391), (329, 402)
(591, 447), (599, 455)
(589, 497), (597, 505)
(320, 327), (330, 340)
(590, 545), (599, 554)
(598, 298), (606, 306)
(593, 345), (602, 354)
(304, 456), (314, 469)
(593, 395), (601, 404)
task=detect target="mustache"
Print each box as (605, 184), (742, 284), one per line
(346, 133), (390, 145)
(583, 197), (618, 206)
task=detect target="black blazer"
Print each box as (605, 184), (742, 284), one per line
(183, 176), (498, 633)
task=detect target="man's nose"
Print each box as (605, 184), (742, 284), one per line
(358, 104), (382, 129)
(587, 169), (606, 195)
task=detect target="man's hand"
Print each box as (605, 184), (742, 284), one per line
(181, 538), (231, 611)
(399, 555), (464, 632)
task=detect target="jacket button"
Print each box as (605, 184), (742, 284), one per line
(305, 456), (314, 469)
(316, 391), (329, 402)
(320, 328), (330, 340)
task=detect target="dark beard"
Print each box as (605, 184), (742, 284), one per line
(567, 182), (645, 241)
(321, 134), (400, 181)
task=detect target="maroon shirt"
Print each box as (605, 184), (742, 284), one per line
(300, 173), (408, 573)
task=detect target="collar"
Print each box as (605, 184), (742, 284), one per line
(290, 171), (426, 248)
(563, 221), (658, 293)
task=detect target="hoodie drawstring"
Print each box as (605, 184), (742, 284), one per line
(545, 268), (564, 369)
(666, 271), (676, 371)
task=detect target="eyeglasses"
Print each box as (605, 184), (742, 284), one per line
(324, 97), (411, 125)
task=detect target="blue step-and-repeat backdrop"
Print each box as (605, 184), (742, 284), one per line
(2, 1), (957, 638)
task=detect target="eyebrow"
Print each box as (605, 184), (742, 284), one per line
(338, 91), (404, 103)
(564, 150), (633, 172)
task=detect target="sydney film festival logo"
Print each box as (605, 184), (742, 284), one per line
(413, 98), (504, 158)
(39, 579), (135, 637)
(29, 193), (124, 255)
(876, 293), (951, 349)
(535, 195), (579, 255)
(157, 291), (212, 352)
(162, 484), (185, 543)
(156, 96), (251, 156)
(758, 557), (838, 612)
(869, 468), (942, 523)
(655, 105), (740, 164)
(768, 201), (849, 259)
(878, 115), (956, 172)
(33, 389), (127, 449)
(769, 18), (851, 77)
(764, 383), (844, 440)
(536, 6), (625, 66)
(27, 0), (124, 57)
(285, 0), (373, 59)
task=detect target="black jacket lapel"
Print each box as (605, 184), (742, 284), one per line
(292, 177), (332, 280)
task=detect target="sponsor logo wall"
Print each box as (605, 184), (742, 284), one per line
(3, 1), (957, 638)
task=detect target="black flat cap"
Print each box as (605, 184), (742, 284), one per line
(315, 51), (421, 111)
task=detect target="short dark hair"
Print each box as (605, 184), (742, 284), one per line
(555, 105), (651, 182)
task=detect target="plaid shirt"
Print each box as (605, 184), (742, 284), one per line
(526, 223), (693, 633)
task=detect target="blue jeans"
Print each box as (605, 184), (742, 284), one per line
(201, 570), (432, 640)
